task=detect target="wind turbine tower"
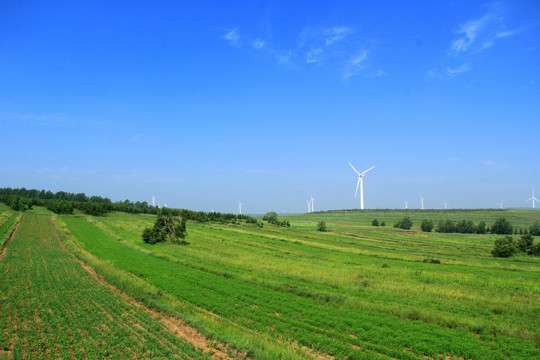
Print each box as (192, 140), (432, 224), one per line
(310, 194), (315, 213)
(306, 199), (312, 213)
(497, 201), (504, 209)
(152, 195), (156, 207)
(404, 200), (408, 210)
(420, 196), (424, 210)
(527, 190), (539, 209)
(238, 201), (243, 215)
(348, 162), (375, 210)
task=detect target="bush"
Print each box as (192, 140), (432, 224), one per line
(530, 221), (540, 236)
(394, 216), (412, 230)
(527, 243), (540, 256)
(142, 212), (187, 245)
(420, 219), (433, 232)
(423, 258), (441, 264)
(380, 221), (386, 226)
(517, 234), (534, 252)
(262, 211), (278, 223)
(437, 219), (455, 233)
(491, 217), (513, 235)
(476, 221), (486, 234)
(491, 236), (517, 257)
(317, 221), (327, 232)
(371, 219), (379, 226)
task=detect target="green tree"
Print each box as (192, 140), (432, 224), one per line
(317, 221), (327, 232)
(262, 211), (278, 223)
(371, 219), (379, 226)
(530, 221), (540, 236)
(491, 217), (513, 235)
(476, 221), (486, 234)
(142, 212), (187, 245)
(394, 216), (412, 230)
(420, 219), (433, 232)
(517, 234), (534, 252)
(491, 236), (517, 257)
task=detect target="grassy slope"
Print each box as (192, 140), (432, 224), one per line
(61, 210), (539, 360)
(0, 209), (210, 360)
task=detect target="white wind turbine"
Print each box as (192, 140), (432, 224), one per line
(420, 196), (424, 210)
(348, 162), (375, 210)
(152, 195), (156, 207)
(238, 201), (243, 215)
(404, 200), (409, 210)
(306, 199), (312, 213)
(526, 190), (539, 209)
(310, 194), (315, 213)
(497, 201), (504, 209)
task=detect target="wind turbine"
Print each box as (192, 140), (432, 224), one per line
(348, 162), (375, 210)
(444, 202), (448, 210)
(306, 199), (312, 213)
(238, 201), (243, 215)
(420, 196), (424, 210)
(526, 190), (539, 209)
(497, 201), (504, 209)
(404, 200), (408, 210)
(152, 195), (156, 207)
(310, 194), (315, 213)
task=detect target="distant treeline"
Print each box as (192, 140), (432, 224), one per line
(0, 187), (262, 225)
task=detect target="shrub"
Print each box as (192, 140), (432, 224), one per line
(476, 221), (486, 234)
(517, 234), (534, 252)
(455, 219), (475, 234)
(262, 211), (278, 223)
(423, 258), (441, 264)
(317, 221), (327, 232)
(394, 216), (412, 230)
(420, 219), (433, 232)
(380, 221), (386, 226)
(491, 217), (513, 235)
(437, 219), (455, 233)
(142, 212), (187, 245)
(527, 243), (540, 256)
(530, 221), (540, 236)
(371, 219), (379, 226)
(491, 236), (517, 257)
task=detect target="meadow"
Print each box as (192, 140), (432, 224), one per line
(1, 206), (539, 359)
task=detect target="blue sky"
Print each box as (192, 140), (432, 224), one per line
(1, 0), (539, 213)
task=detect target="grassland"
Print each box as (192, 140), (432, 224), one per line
(49, 208), (539, 359)
(0, 208), (217, 359)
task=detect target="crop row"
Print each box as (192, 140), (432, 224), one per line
(0, 212), (211, 360)
(63, 215), (539, 359)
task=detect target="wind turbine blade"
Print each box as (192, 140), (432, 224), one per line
(348, 161), (361, 176)
(360, 166), (376, 176)
(355, 178), (361, 198)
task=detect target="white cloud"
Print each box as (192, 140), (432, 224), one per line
(343, 50), (368, 79)
(446, 64), (471, 77)
(306, 48), (323, 64)
(452, 15), (490, 52)
(323, 26), (354, 46)
(222, 28), (241, 47)
(251, 38), (265, 50)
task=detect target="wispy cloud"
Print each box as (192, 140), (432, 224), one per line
(222, 28), (241, 47)
(306, 48), (323, 64)
(323, 26), (355, 46)
(451, 12), (518, 55)
(251, 38), (265, 50)
(221, 24), (379, 80)
(446, 64), (471, 77)
(343, 50), (368, 79)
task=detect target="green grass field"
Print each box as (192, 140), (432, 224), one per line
(1, 207), (539, 359)
(0, 209), (214, 360)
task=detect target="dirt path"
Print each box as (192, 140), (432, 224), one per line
(0, 214), (23, 261)
(49, 217), (237, 360)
